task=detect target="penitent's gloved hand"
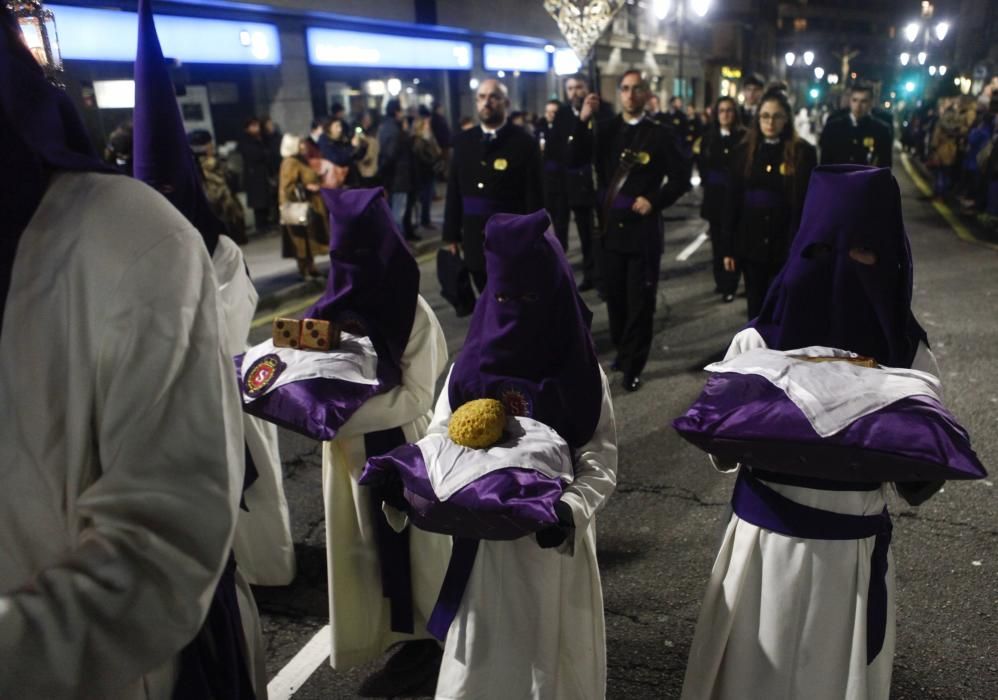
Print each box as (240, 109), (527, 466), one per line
(536, 500), (575, 549)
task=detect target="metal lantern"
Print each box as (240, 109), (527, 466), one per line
(6, 1), (63, 76)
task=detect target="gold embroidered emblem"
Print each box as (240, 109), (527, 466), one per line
(637, 151), (651, 165)
(493, 158), (508, 171)
(779, 162), (792, 175)
(244, 355), (285, 398)
(863, 136), (875, 149)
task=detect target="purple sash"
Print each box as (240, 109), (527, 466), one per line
(732, 469), (892, 664)
(743, 188), (785, 209)
(462, 196), (512, 217)
(703, 169), (729, 186)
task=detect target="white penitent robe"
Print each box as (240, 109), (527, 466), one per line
(681, 327), (940, 700)
(323, 295), (451, 669)
(433, 368), (618, 700)
(213, 236), (296, 587)
(0, 172), (244, 699)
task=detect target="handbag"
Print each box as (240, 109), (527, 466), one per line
(436, 248), (476, 317)
(279, 181), (311, 226)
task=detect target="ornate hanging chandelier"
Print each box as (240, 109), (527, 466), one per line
(543, 0), (626, 62)
(6, 0), (63, 80)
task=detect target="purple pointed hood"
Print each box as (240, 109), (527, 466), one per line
(750, 165), (927, 367)
(133, 0), (222, 254)
(0, 7), (113, 332)
(448, 210), (602, 449)
(303, 188), (419, 388)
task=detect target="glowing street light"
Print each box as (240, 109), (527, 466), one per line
(691, 0), (711, 17)
(928, 65), (937, 76)
(934, 21), (949, 41)
(544, 44), (556, 54)
(785, 52), (796, 67)
(904, 81), (916, 93)
(900, 52), (910, 66)
(904, 22), (920, 42)
(827, 73), (839, 85)
(803, 50), (814, 66)
(814, 66), (825, 80)
(652, 0), (671, 20)
(917, 51), (927, 65)
(938, 65), (947, 76)
(386, 78), (402, 96)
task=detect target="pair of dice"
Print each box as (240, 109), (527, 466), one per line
(273, 317), (341, 351)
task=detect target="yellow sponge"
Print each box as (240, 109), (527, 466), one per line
(448, 399), (506, 449)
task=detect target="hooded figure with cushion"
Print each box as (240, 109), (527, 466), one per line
(424, 210), (618, 700)
(681, 165), (951, 700)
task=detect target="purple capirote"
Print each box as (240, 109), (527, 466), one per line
(448, 209), (602, 449)
(132, 0), (223, 254)
(750, 165), (927, 368)
(303, 187), (419, 389)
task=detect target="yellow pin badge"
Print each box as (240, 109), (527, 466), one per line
(637, 151), (651, 165)
(493, 158), (508, 171)
(863, 137), (876, 149)
(779, 162), (792, 175)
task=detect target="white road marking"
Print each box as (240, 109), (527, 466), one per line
(676, 231), (709, 262)
(267, 624), (331, 700)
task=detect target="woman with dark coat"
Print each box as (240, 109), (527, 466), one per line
(239, 116), (276, 232)
(721, 90), (817, 319)
(698, 96), (746, 302)
(318, 117), (367, 188)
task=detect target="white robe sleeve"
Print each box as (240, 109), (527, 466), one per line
(559, 368), (618, 548)
(710, 328), (770, 473)
(335, 296), (448, 438)
(911, 341), (940, 381)
(0, 228), (244, 699)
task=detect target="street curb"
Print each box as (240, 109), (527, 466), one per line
(900, 153), (998, 251)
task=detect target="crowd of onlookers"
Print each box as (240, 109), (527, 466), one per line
(900, 77), (998, 221)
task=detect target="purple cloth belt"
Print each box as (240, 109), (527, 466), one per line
(732, 469), (892, 665)
(703, 169), (729, 186)
(462, 196), (512, 217)
(610, 193), (636, 210)
(427, 537), (480, 641)
(743, 188), (785, 209)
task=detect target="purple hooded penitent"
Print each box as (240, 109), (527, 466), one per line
(133, 0), (223, 254)
(0, 8), (112, 333)
(750, 164), (927, 368)
(304, 187), (419, 389)
(239, 188), (418, 440)
(448, 210), (602, 449)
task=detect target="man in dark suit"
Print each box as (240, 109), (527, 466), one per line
(443, 79), (542, 292)
(541, 74), (602, 290)
(740, 73), (765, 125)
(570, 70), (690, 392)
(819, 81), (893, 167)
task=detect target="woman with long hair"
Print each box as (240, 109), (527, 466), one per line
(278, 134), (328, 279)
(721, 89), (817, 319)
(318, 116), (367, 189)
(698, 96), (746, 302)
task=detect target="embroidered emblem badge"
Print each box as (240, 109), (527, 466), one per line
(499, 384), (534, 418)
(244, 354), (285, 398)
(637, 151), (651, 165)
(779, 162), (793, 175)
(863, 136), (876, 149)
(493, 158), (508, 171)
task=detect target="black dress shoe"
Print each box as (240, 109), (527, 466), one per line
(357, 640), (442, 697)
(622, 375), (642, 392)
(722, 293), (735, 303)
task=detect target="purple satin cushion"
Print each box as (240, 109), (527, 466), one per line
(672, 372), (987, 483)
(360, 444), (564, 540)
(235, 354), (381, 441)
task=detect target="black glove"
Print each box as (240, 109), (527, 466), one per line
(536, 501), (575, 549)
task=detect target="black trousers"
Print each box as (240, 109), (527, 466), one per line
(741, 259), (783, 321)
(470, 268), (487, 295)
(708, 221), (739, 296)
(603, 247), (658, 378)
(548, 195), (598, 286)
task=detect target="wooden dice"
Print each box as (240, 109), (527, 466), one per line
(299, 319), (341, 351)
(272, 318), (301, 348)
(272, 317), (341, 351)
